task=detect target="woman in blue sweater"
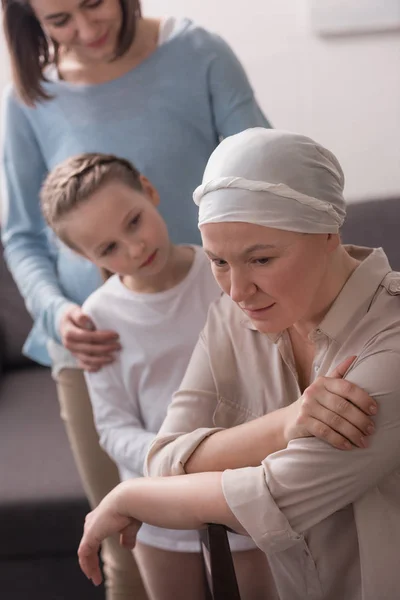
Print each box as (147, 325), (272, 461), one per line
(1, 0), (271, 598)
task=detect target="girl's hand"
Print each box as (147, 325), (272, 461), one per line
(285, 356), (378, 450)
(78, 486), (142, 586)
(59, 304), (121, 372)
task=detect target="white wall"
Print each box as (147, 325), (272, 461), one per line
(143, 0), (400, 201)
(0, 0), (399, 201)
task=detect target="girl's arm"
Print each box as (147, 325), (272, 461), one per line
(78, 472), (237, 586)
(83, 300), (155, 474)
(84, 364), (155, 476)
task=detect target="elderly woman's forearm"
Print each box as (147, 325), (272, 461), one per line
(116, 473), (245, 533)
(185, 409), (288, 474)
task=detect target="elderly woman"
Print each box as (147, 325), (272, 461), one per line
(78, 129), (400, 600)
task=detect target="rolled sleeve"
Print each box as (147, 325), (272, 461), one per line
(222, 466), (303, 554)
(223, 346), (400, 554)
(146, 426), (223, 477)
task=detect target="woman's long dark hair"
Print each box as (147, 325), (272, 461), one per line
(1, 0), (141, 106)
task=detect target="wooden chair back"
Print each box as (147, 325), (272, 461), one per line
(200, 524), (241, 600)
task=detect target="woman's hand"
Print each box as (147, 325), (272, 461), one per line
(285, 356), (378, 450)
(78, 486), (142, 586)
(59, 304), (121, 372)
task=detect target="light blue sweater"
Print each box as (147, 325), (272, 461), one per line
(1, 18), (270, 366)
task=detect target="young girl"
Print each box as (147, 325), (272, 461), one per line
(41, 150), (376, 600)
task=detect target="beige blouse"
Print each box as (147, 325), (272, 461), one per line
(146, 247), (400, 600)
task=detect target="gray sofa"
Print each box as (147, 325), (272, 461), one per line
(0, 196), (399, 599)
(0, 244), (104, 599)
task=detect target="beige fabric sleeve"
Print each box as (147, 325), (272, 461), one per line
(223, 344), (400, 554)
(145, 334), (223, 477)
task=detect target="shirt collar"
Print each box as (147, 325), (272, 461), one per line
(315, 246), (391, 343)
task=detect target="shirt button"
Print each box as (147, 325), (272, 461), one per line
(388, 280), (400, 294)
(314, 365), (320, 372)
(309, 328), (322, 342)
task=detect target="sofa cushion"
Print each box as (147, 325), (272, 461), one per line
(342, 197), (400, 270)
(0, 244), (35, 369)
(0, 366), (88, 557)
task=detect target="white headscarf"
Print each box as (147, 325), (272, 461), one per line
(193, 128), (346, 234)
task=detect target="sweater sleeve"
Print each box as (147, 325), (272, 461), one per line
(1, 88), (71, 342)
(206, 33), (272, 137)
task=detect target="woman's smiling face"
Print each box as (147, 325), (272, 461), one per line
(30, 0), (123, 62)
(201, 221), (339, 334)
